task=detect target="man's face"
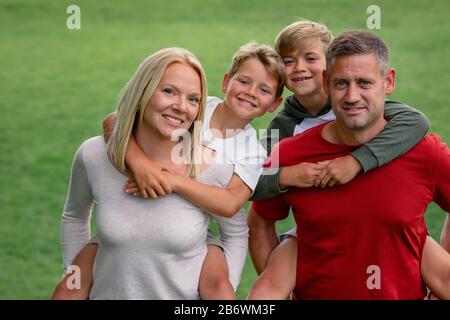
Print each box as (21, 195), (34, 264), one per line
(324, 53), (395, 131)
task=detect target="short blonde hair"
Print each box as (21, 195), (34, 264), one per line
(107, 48), (207, 178)
(274, 20), (333, 58)
(226, 42), (285, 99)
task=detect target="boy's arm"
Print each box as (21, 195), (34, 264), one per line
(165, 173), (252, 218)
(317, 101), (430, 188)
(102, 112), (172, 198)
(352, 100), (430, 172)
(251, 111), (297, 201)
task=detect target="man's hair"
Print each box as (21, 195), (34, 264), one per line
(326, 30), (390, 75)
(274, 20), (333, 58)
(227, 42), (285, 99)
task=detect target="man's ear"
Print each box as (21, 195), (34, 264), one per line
(384, 68), (396, 95)
(222, 73), (230, 94)
(268, 96), (283, 113)
(322, 70), (330, 96)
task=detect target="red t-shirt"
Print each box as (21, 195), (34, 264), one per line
(252, 123), (450, 299)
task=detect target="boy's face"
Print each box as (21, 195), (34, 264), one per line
(282, 37), (326, 100)
(222, 58), (282, 120)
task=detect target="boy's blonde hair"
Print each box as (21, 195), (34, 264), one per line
(274, 20), (333, 58)
(226, 42), (285, 99)
(107, 48), (207, 179)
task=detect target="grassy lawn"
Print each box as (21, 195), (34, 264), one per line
(1, 0), (449, 299)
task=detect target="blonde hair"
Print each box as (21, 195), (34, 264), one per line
(226, 42), (285, 99)
(274, 20), (333, 58)
(107, 48), (207, 179)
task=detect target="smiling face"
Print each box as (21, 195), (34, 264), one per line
(282, 37), (326, 100)
(142, 62), (202, 139)
(222, 58), (281, 121)
(324, 53), (395, 131)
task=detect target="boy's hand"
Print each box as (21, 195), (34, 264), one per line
(125, 171), (181, 198)
(315, 155), (362, 188)
(126, 158), (173, 199)
(279, 162), (329, 189)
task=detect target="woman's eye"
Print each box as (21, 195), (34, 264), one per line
(188, 96), (200, 105)
(163, 88), (175, 95)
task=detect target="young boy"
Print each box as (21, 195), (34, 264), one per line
(52, 42), (285, 299)
(247, 20), (450, 299)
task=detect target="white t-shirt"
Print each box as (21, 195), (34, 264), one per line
(201, 96), (267, 193)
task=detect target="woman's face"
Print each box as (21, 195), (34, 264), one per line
(143, 62), (202, 140)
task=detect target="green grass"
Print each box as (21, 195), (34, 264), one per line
(1, 0), (449, 299)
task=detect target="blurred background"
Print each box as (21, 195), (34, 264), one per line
(1, 0), (449, 299)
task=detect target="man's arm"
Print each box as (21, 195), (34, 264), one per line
(247, 206), (279, 274)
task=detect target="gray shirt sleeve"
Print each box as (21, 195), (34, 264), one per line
(250, 113), (296, 201)
(352, 101), (430, 172)
(212, 210), (249, 291)
(61, 143), (94, 270)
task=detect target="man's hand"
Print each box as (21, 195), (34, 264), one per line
(315, 155), (362, 188)
(126, 157), (173, 199)
(279, 162), (329, 189)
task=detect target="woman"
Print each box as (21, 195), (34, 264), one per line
(57, 48), (212, 299)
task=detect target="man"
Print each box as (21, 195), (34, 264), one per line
(248, 30), (450, 299)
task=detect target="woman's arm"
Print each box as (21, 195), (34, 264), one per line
(61, 142), (94, 270)
(212, 211), (249, 290)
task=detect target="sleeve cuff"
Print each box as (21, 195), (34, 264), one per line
(351, 145), (379, 173)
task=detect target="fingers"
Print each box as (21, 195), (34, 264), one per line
(124, 177), (172, 199)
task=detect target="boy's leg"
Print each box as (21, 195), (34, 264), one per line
(198, 244), (236, 300)
(421, 235), (450, 300)
(247, 236), (297, 300)
(51, 243), (98, 300)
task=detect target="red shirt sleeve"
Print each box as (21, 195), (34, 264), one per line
(432, 135), (450, 212)
(252, 194), (291, 221)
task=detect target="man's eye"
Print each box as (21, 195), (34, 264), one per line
(335, 81), (347, 88)
(360, 80), (371, 88)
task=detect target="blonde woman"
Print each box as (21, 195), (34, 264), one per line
(55, 48), (211, 299)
